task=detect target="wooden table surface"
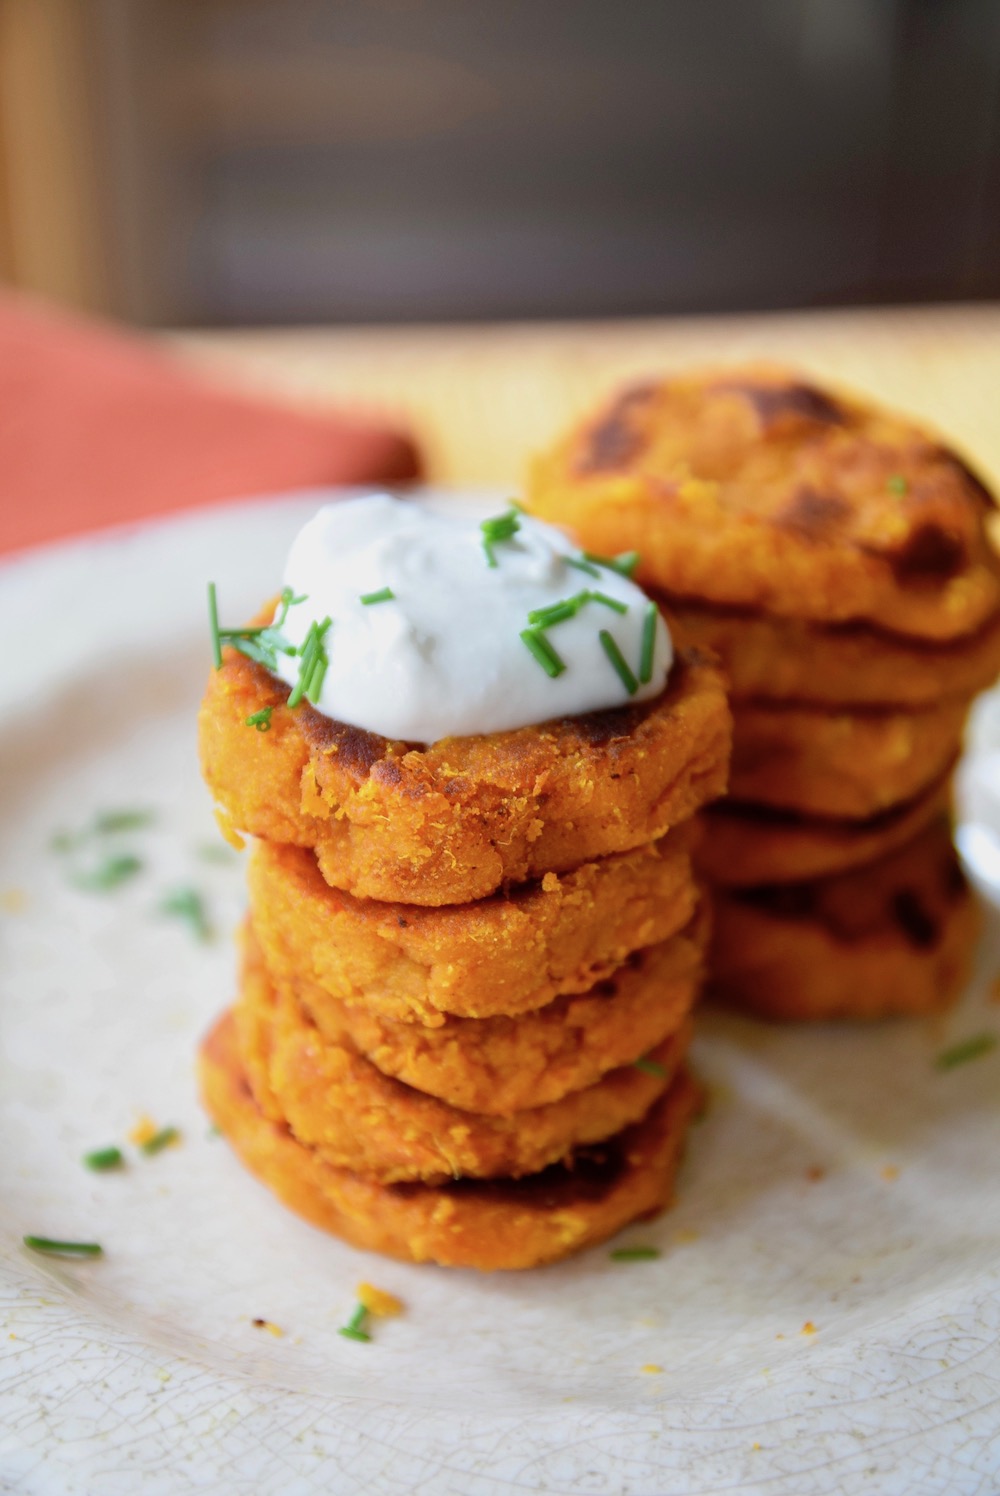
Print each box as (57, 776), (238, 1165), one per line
(173, 302), (1000, 491)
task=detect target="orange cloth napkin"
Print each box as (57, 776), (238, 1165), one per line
(0, 293), (422, 555)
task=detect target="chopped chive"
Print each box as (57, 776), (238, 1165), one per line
(139, 1125), (180, 1156)
(935, 1033), (997, 1071)
(639, 602), (658, 684)
(527, 591), (590, 627)
(360, 587), (395, 605)
(83, 1146), (124, 1172)
(23, 1236), (102, 1258)
(634, 1056), (667, 1078)
(288, 618), (331, 709)
(887, 474), (908, 496)
(93, 809), (155, 835)
(306, 653), (328, 704)
(584, 550), (641, 578)
(610, 1245), (661, 1261)
(520, 628), (566, 678)
(338, 1303), (371, 1342)
(158, 886), (212, 943)
(480, 508), (521, 567)
(208, 582), (223, 669)
(274, 587), (306, 628)
(71, 854), (143, 893)
(566, 556), (602, 579)
(482, 537), (497, 569)
(244, 707), (273, 733)
(599, 630), (639, 695)
(588, 591), (628, 615)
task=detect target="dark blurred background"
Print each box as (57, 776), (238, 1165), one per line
(3, 0), (999, 326)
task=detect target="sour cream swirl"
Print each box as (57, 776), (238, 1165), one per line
(272, 494), (672, 742)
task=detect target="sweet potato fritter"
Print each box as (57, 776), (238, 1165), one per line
(710, 818), (978, 1020)
(697, 768), (953, 888)
(248, 823), (699, 1026)
(199, 1011), (703, 1270)
(728, 695), (965, 819)
(199, 639), (730, 905)
(235, 928), (690, 1185)
(664, 599), (1000, 708)
(528, 364), (1000, 641)
(248, 910), (705, 1114)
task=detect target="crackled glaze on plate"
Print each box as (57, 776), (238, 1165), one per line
(1, 495), (999, 1496)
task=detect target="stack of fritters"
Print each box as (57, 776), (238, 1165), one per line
(528, 365), (1000, 1021)
(198, 630), (731, 1268)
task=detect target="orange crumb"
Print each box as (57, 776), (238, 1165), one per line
(752, 1442), (761, 1452)
(251, 1318), (284, 1337)
(775, 1333), (785, 1340)
(357, 1282), (404, 1318)
(213, 810), (245, 852)
(880, 1164), (900, 1181)
(128, 1115), (159, 1147)
(641, 1364), (663, 1375)
(0, 888), (26, 913)
(801, 1321), (818, 1336)
(805, 1165), (825, 1182)
(541, 872), (560, 892)
(673, 1227), (700, 1245)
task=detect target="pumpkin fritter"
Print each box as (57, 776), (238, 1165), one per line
(697, 769), (953, 888)
(248, 824), (699, 1026)
(710, 819), (978, 1020)
(528, 364), (1000, 641)
(199, 1011), (702, 1270)
(664, 599), (1000, 708)
(728, 696), (965, 819)
(199, 636), (730, 905)
(235, 929), (689, 1185)
(248, 912), (705, 1114)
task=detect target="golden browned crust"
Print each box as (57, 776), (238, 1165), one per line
(663, 597), (1000, 708)
(199, 1010), (702, 1270)
(250, 909), (706, 1114)
(709, 819), (978, 1019)
(696, 769), (953, 888)
(198, 638), (731, 905)
(235, 928), (690, 1184)
(728, 696), (965, 819)
(248, 824), (700, 1026)
(527, 364), (1000, 641)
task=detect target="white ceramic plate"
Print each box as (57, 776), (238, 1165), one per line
(2, 494), (999, 1496)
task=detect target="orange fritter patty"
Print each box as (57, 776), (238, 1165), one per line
(250, 911), (705, 1114)
(664, 598), (1000, 708)
(728, 696), (965, 819)
(248, 824), (699, 1026)
(199, 638), (730, 906)
(527, 364), (1000, 641)
(199, 1011), (703, 1270)
(710, 819), (978, 1020)
(235, 932), (689, 1185)
(697, 769), (953, 888)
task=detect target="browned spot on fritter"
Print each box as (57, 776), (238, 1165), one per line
(883, 523), (967, 585)
(777, 487), (851, 541)
(575, 382), (659, 474)
(891, 889), (940, 948)
(299, 707), (390, 775)
(717, 379), (846, 430)
(388, 1130), (632, 1209)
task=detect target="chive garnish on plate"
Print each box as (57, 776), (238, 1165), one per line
(638, 602), (657, 685)
(139, 1125), (181, 1156)
(338, 1303), (371, 1342)
(584, 550), (640, 578)
(609, 1245), (661, 1262)
(481, 507), (521, 568)
(599, 630), (639, 695)
(588, 591), (628, 615)
(158, 886), (212, 942)
(935, 1033), (997, 1071)
(359, 587), (395, 605)
(23, 1236), (102, 1258)
(520, 628), (566, 678)
(71, 854), (143, 893)
(566, 555), (602, 579)
(83, 1146), (124, 1172)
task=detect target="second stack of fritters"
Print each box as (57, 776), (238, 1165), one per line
(527, 365), (999, 1020)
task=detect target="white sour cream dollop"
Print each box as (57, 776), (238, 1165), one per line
(271, 494), (672, 742)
